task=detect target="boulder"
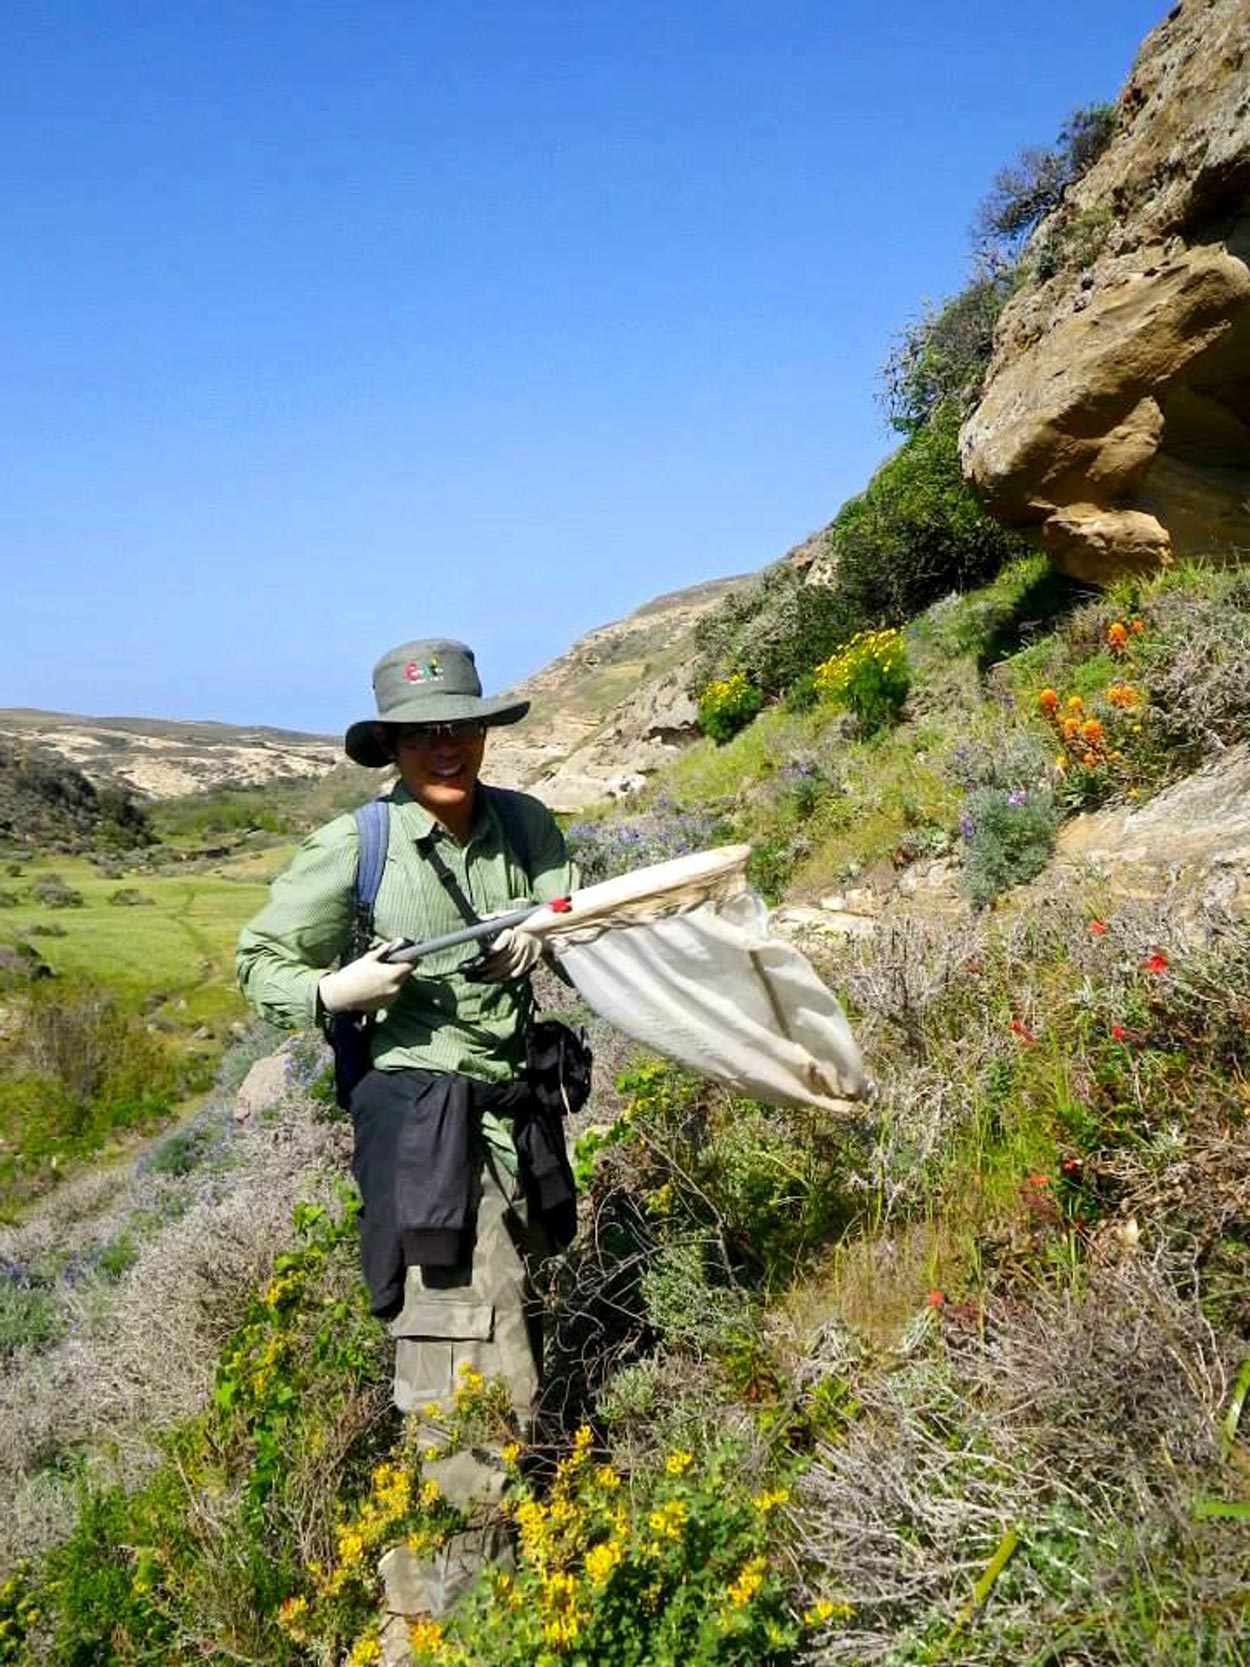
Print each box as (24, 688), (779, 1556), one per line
(962, 0), (1250, 581)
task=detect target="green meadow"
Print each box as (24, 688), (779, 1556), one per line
(0, 846), (294, 1209)
(1, 850), (287, 1032)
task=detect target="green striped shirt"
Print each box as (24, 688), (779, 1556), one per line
(236, 780), (575, 1084)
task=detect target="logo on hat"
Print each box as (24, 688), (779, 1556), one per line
(404, 657), (444, 684)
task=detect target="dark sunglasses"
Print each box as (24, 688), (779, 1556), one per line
(392, 721), (487, 748)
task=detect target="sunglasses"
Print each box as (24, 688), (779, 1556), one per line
(392, 721), (487, 748)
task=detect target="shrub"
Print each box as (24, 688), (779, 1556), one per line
(0, 978), (185, 1205)
(974, 102), (1117, 257)
(430, 1438), (801, 1667)
(824, 406), (1034, 641)
(882, 268), (1016, 435)
(959, 786), (1060, 908)
(565, 802), (729, 886)
(1135, 578), (1250, 756)
(0, 1275), (62, 1358)
(697, 671), (763, 744)
(688, 564), (850, 706)
(31, 875), (84, 909)
(814, 629), (911, 734)
(21, 1191), (387, 1664)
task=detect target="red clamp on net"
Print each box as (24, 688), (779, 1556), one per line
(550, 896), (572, 913)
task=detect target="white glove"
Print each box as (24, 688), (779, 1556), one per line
(318, 941), (413, 1015)
(473, 926), (543, 982)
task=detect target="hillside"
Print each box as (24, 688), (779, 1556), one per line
(2, 574), (754, 816)
(0, 709), (341, 801)
(0, 739), (152, 853)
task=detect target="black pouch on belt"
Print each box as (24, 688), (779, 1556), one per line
(524, 1018), (593, 1119)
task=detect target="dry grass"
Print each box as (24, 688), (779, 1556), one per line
(795, 1250), (1230, 1665)
(0, 1044), (350, 1570)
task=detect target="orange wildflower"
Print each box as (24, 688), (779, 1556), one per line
(1065, 694), (1084, 714)
(1038, 687), (1059, 714)
(1082, 750), (1098, 766)
(1081, 718), (1103, 743)
(1108, 621), (1129, 649)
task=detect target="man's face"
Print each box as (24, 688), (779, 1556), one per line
(390, 721), (487, 830)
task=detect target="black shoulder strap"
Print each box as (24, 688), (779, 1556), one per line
(486, 785), (533, 880)
(422, 787), (536, 931)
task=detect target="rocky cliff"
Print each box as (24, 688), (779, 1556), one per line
(962, 0), (1250, 581)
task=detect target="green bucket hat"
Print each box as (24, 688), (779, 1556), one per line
(344, 639), (530, 768)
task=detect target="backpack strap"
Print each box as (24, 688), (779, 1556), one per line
(350, 797), (391, 954)
(486, 785), (533, 882)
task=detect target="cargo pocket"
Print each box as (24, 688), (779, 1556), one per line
(390, 1298), (496, 1415)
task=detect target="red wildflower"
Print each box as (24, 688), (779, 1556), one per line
(1088, 919), (1108, 936)
(1111, 1023), (1127, 1042)
(1142, 950), (1169, 974)
(927, 1289), (945, 1307)
(1026, 1173), (1050, 1187)
(1008, 1018), (1035, 1044)
(1060, 1156), (1082, 1176)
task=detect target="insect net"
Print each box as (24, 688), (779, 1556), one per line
(522, 845), (868, 1113)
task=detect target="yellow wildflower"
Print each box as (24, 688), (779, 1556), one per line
(346, 1634), (382, 1666)
(584, 1538), (625, 1587)
(751, 1486), (791, 1513)
(665, 1449), (694, 1476)
(593, 1464), (621, 1491)
(805, 1597), (852, 1625)
(420, 1479), (442, 1509)
(409, 1617), (444, 1652)
(501, 1441), (522, 1466)
(647, 1499), (689, 1540)
(727, 1556), (767, 1608)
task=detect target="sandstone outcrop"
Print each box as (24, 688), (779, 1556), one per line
(485, 575), (753, 810)
(962, 0), (1250, 582)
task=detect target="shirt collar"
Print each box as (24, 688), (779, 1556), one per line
(388, 780), (499, 848)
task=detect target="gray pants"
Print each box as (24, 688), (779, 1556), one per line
(389, 1157), (544, 1424)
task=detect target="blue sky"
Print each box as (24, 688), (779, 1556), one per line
(3, 1), (1163, 734)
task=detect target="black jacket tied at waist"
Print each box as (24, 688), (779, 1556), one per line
(350, 1067), (576, 1318)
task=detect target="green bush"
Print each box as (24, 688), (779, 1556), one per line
(0, 1279), (62, 1358)
(959, 785), (1060, 908)
(882, 269), (1015, 435)
(0, 978), (186, 1206)
(697, 671), (763, 744)
(814, 629), (911, 735)
(689, 564), (850, 705)
(825, 406), (1033, 636)
(22, 1191), (385, 1665)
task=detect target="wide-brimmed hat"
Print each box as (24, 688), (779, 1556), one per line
(344, 639), (530, 768)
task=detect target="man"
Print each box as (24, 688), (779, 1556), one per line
(236, 638), (577, 1437)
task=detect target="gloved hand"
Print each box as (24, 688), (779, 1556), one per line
(470, 926), (543, 983)
(318, 941), (413, 1014)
